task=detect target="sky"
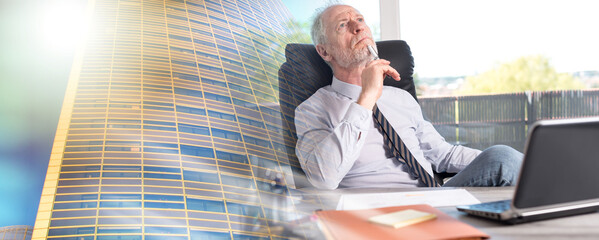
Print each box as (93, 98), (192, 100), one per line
(0, 0), (86, 227)
(0, 0), (598, 228)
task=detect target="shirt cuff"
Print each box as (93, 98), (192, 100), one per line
(343, 102), (373, 131)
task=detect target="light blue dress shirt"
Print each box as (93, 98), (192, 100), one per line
(295, 77), (481, 189)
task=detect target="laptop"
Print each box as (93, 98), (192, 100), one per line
(457, 117), (599, 224)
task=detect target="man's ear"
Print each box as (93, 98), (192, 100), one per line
(315, 44), (333, 62)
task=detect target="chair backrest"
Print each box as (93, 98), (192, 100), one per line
(278, 40), (416, 188)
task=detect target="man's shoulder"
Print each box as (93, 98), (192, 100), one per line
(298, 85), (336, 106)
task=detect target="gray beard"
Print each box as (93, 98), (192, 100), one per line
(332, 45), (371, 68)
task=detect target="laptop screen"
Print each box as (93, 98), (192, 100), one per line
(513, 120), (599, 209)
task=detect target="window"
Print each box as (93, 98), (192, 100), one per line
(190, 230), (231, 240)
(144, 227), (188, 234)
(176, 105), (207, 116)
(208, 110), (236, 121)
(183, 170), (220, 184)
(215, 151), (247, 164)
(179, 123), (210, 135)
(398, 0), (599, 150)
(48, 227), (95, 236)
(186, 198), (225, 212)
(144, 202), (185, 209)
(180, 145), (215, 158)
(211, 128), (241, 141)
(144, 194), (184, 201)
(226, 202), (263, 218)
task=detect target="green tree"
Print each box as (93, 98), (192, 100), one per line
(285, 19), (312, 44)
(458, 55), (584, 95)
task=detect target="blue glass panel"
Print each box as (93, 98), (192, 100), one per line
(178, 123), (210, 135)
(64, 147), (103, 152)
(186, 198), (225, 212)
(53, 202), (97, 210)
(143, 106), (174, 111)
(183, 170), (220, 183)
(143, 147), (179, 154)
(204, 92), (232, 104)
(105, 141), (141, 146)
(48, 223), (92, 235)
(48, 236), (94, 240)
(174, 87), (203, 98)
(55, 194), (98, 201)
(237, 117), (265, 128)
(145, 236), (187, 240)
(144, 202), (185, 209)
(143, 173), (181, 180)
(143, 101), (173, 107)
(60, 172), (100, 178)
(208, 111), (236, 121)
(173, 72), (198, 81)
(176, 105), (206, 116)
(220, 175), (255, 189)
(143, 125), (177, 131)
(61, 165), (101, 171)
(96, 236), (141, 240)
(215, 151), (247, 164)
(190, 230), (231, 240)
(144, 194), (184, 201)
(243, 135), (272, 149)
(232, 234), (269, 240)
(99, 201), (142, 208)
(144, 166), (180, 173)
(103, 165), (141, 171)
(211, 128), (241, 141)
(144, 142), (178, 148)
(226, 202), (263, 218)
(100, 194), (142, 200)
(96, 226), (142, 234)
(167, 14), (187, 21)
(168, 34), (191, 42)
(180, 145), (215, 158)
(144, 227), (188, 234)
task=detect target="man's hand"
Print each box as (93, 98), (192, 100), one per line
(356, 59), (401, 110)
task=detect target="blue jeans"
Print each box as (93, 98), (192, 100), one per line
(443, 145), (523, 187)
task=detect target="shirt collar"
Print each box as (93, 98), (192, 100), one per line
(331, 76), (362, 100)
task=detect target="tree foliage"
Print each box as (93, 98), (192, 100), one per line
(285, 19), (312, 44)
(458, 55), (584, 95)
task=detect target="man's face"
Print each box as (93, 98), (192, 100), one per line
(322, 5), (374, 68)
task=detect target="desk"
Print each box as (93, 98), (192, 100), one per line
(286, 187), (599, 240)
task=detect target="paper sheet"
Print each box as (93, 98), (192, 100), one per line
(336, 189), (480, 210)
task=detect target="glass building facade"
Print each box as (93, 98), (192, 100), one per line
(33, 0), (322, 239)
(0, 226), (32, 240)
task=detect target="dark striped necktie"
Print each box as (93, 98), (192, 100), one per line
(372, 104), (440, 187)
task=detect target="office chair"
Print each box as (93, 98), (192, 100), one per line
(278, 40), (451, 188)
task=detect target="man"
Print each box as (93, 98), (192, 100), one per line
(294, 4), (522, 190)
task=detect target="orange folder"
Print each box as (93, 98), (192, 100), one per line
(315, 204), (489, 240)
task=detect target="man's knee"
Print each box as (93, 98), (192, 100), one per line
(481, 145), (523, 182)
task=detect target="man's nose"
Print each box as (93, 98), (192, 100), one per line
(349, 19), (365, 35)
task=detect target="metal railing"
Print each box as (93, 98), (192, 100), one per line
(420, 89), (599, 151)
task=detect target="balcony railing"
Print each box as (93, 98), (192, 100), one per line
(419, 89), (599, 151)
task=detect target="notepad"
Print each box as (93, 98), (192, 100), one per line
(368, 209), (436, 228)
(316, 204), (489, 240)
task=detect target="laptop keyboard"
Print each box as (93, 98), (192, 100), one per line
(468, 199), (511, 213)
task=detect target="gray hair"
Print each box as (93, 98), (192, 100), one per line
(311, 4), (343, 46)
(310, 8), (326, 46)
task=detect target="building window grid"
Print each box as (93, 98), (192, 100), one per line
(39, 0), (312, 239)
